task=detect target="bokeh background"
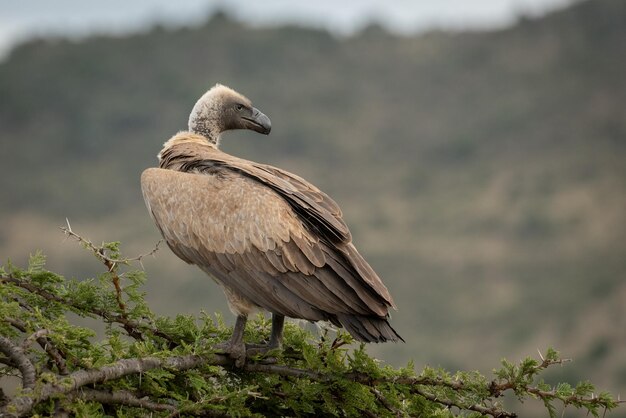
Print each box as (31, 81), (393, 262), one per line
(1, 0), (625, 415)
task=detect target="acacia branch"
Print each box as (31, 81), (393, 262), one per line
(1, 305), (618, 418)
(69, 388), (176, 413)
(3, 352), (228, 417)
(0, 336), (36, 390)
(370, 387), (403, 417)
(1, 343), (621, 418)
(1, 275), (176, 346)
(244, 362), (620, 417)
(3, 317), (27, 333)
(3, 317), (68, 375)
(166, 407), (233, 418)
(246, 363), (513, 416)
(0, 356), (18, 368)
(409, 386), (514, 417)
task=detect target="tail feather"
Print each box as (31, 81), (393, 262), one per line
(336, 314), (404, 343)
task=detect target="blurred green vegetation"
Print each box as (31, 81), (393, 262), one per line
(0, 0), (625, 415)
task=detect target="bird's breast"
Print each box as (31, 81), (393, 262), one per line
(141, 168), (299, 255)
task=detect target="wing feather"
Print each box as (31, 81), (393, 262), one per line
(279, 272), (344, 313)
(341, 244), (396, 309)
(281, 238), (316, 275)
(264, 249), (289, 273)
(227, 267), (323, 320)
(214, 252), (236, 273)
(290, 231), (326, 268)
(307, 268), (372, 314)
(322, 247), (389, 317)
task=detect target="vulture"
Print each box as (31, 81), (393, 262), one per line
(141, 84), (402, 365)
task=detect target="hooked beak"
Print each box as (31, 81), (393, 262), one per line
(242, 107), (271, 135)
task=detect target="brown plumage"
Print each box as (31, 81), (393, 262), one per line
(141, 84), (402, 363)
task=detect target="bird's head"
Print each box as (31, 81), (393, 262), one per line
(188, 84), (271, 145)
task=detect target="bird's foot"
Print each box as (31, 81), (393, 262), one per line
(245, 342), (281, 358)
(214, 340), (247, 367)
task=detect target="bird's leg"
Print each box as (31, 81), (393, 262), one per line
(268, 313), (285, 349)
(247, 313), (285, 356)
(214, 314), (247, 367)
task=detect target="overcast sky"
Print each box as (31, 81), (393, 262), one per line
(0, 0), (575, 58)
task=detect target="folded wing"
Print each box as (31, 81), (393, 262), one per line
(141, 156), (400, 342)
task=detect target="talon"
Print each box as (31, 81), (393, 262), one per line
(245, 342), (281, 358)
(214, 340), (247, 367)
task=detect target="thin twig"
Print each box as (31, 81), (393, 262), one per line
(22, 329), (51, 350)
(61, 220), (162, 267)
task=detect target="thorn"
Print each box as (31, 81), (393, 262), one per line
(537, 349), (544, 362)
(61, 218), (72, 241)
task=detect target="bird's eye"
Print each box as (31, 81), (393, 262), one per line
(235, 104), (244, 112)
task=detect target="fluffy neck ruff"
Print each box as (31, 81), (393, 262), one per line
(158, 131), (216, 162)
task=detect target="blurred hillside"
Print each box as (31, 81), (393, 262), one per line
(1, 0), (625, 414)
